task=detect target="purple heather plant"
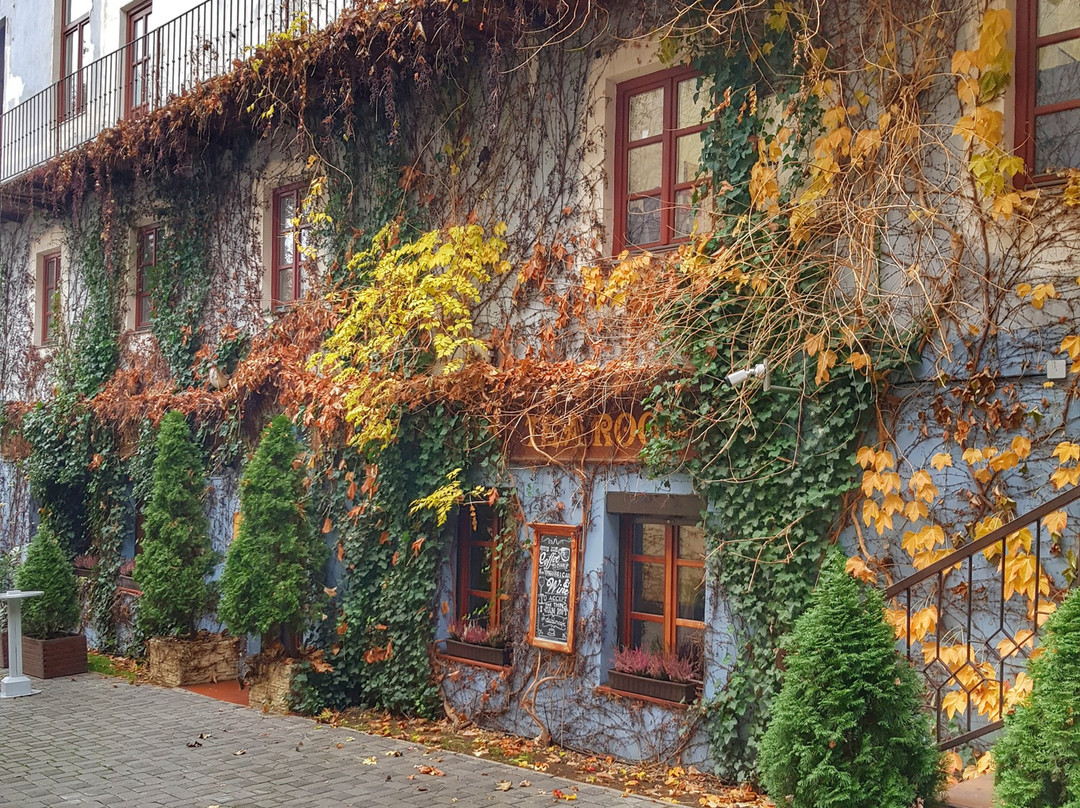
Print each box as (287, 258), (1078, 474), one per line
(448, 619), (508, 648)
(613, 646), (699, 684)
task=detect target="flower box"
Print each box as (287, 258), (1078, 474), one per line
(606, 670), (698, 704)
(118, 575), (140, 593)
(22, 633), (88, 678)
(444, 639), (511, 667)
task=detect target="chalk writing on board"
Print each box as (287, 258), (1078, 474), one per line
(529, 525), (578, 651)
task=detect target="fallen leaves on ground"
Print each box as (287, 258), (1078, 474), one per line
(320, 708), (770, 806)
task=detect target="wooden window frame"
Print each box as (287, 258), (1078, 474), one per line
(1014, 0), (1080, 183)
(134, 224), (157, 331)
(271, 182), (309, 306)
(125, 0), (153, 117)
(59, 0), (90, 120)
(456, 505), (505, 627)
(619, 517), (705, 654)
(41, 250), (61, 345)
(613, 66), (708, 254)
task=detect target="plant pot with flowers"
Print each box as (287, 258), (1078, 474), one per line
(14, 519), (88, 678)
(606, 647), (700, 704)
(118, 558), (139, 593)
(443, 619), (511, 667)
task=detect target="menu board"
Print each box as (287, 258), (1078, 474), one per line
(528, 523), (579, 652)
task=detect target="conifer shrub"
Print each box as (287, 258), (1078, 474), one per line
(994, 588), (1080, 807)
(134, 410), (216, 637)
(758, 554), (944, 808)
(219, 415), (325, 651)
(15, 519), (81, 639)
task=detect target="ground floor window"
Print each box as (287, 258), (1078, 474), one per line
(456, 504), (505, 627)
(620, 516), (705, 669)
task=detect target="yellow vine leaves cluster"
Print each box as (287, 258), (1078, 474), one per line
(312, 222), (510, 449)
(952, 8), (1035, 219)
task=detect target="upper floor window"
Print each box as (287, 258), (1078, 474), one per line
(41, 250), (61, 344)
(614, 67), (710, 253)
(60, 0), (91, 119)
(619, 517), (705, 662)
(135, 225), (158, 330)
(1016, 0), (1080, 179)
(271, 182), (310, 306)
(126, 1), (153, 116)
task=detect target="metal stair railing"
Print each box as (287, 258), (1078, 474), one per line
(885, 484), (1080, 749)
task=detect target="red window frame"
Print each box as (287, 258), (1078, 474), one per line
(1014, 0), (1080, 182)
(125, 1), (153, 117)
(59, 0), (90, 120)
(456, 505), (505, 627)
(135, 224), (158, 330)
(41, 250), (61, 345)
(613, 66), (709, 254)
(271, 182), (309, 306)
(620, 517), (705, 658)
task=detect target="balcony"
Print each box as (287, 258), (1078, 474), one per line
(0, 0), (352, 184)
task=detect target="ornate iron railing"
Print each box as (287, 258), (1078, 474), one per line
(0, 0), (351, 182)
(886, 484), (1080, 749)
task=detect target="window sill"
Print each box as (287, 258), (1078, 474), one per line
(434, 651), (512, 673)
(594, 684), (695, 709)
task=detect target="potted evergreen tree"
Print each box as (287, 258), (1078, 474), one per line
(135, 410), (238, 687)
(14, 519), (87, 678)
(758, 554), (944, 808)
(220, 415), (326, 712)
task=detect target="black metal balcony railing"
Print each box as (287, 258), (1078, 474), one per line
(886, 483), (1080, 749)
(1, 0), (352, 183)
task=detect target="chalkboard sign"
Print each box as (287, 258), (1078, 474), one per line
(528, 523), (580, 652)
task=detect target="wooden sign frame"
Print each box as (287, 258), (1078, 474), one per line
(528, 523), (580, 653)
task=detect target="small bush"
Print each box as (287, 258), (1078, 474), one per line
(14, 520), (81, 639)
(219, 415), (325, 650)
(134, 410), (216, 637)
(758, 554), (944, 808)
(994, 588), (1080, 807)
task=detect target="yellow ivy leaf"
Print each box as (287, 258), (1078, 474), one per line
(845, 555), (877, 584)
(931, 452), (953, 470)
(1053, 442), (1080, 463)
(856, 446), (877, 469)
(942, 690), (968, 720)
(874, 450), (896, 472)
(1011, 436), (1032, 459)
(1059, 334), (1080, 360)
(1042, 510), (1067, 535)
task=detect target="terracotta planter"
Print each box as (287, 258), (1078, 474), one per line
(147, 634), (239, 687)
(444, 639), (511, 667)
(22, 633), (88, 678)
(606, 670), (698, 704)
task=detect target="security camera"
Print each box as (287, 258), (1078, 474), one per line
(723, 362), (767, 388)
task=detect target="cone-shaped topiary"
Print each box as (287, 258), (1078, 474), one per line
(134, 410), (216, 637)
(219, 415), (325, 652)
(15, 518), (81, 639)
(758, 553), (944, 808)
(994, 587), (1080, 807)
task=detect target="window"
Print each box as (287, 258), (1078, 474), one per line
(41, 250), (61, 344)
(620, 517), (705, 659)
(135, 225), (157, 330)
(60, 0), (91, 119)
(457, 505), (505, 626)
(126, 1), (153, 116)
(271, 182), (310, 305)
(613, 67), (710, 253)
(1016, 0), (1080, 179)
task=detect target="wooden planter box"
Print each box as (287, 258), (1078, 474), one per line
(147, 634), (239, 688)
(444, 639), (511, 667)
(606, 670), (698, 704)
(22, 633), (88, 678)
(118, 575), (140, 593)
(249, 657), (295, 714)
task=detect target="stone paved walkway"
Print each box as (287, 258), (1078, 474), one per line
(0, 671), (660, 808)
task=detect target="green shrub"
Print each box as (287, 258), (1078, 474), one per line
(15, 520), (81, 638)
(219, 415), (325, 651)
(758, 554), (944, 808)
(134, 410), (216, 637)
(994, 588), (1080, 807)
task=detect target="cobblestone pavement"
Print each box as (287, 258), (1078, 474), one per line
(0, 671), (660, 808)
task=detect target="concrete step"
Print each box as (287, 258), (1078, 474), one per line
(947, 775), (992, 808)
